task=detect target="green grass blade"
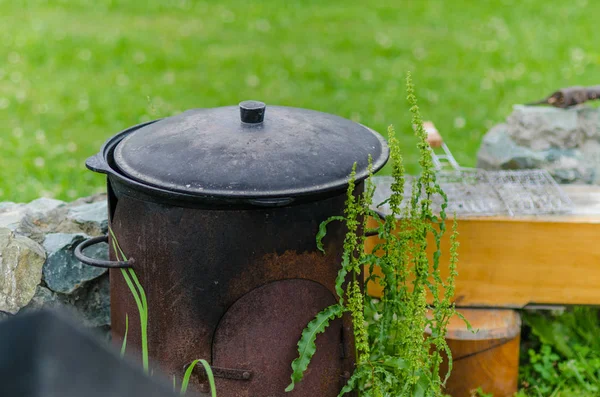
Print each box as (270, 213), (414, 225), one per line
(109, 227), (150, 374)
(286, 303), (344, 392)
(120, 314), (129, 358)
(127, 267), (149, 373)
(181, 359), (216, 397)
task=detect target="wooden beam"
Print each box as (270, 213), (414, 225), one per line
(365, 185), (600, 307)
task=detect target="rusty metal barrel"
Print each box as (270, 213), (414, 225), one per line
(75, 101), (389, 396)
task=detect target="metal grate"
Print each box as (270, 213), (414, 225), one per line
(371, 142), (574, 218)
(486, 169), (574, 216)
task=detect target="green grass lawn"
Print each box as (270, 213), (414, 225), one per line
(3, 3), (599, 395)
(1, 0), (599, 203)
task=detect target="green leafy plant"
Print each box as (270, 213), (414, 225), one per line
(472, 387), (494, 397)
(286, 72), (464, 396)
(109, 228), (217, 396)
(519, 307), (600, 396)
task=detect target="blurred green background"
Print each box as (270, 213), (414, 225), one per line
(1, 0), (599, 202)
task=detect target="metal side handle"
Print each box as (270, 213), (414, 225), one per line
(74, 235), (135, 268)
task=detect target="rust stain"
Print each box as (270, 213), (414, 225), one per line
(227, 249), (341, 301)
(106, 188), (358, 396)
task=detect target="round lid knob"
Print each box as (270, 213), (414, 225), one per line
(239, 100), (266, 124)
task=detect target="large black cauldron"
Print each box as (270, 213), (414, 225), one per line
(75, 101), (388, 396)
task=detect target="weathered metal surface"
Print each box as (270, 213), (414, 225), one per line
(108, 182), (362, 396)
(210, 279), (342, 397)
(112, 102), (387, 199)
(74, 235), (134, 268)
(81, 101), (389, 397)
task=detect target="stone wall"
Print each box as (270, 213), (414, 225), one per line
(0, 195), (110, 337)
(477, 105), (600, 184)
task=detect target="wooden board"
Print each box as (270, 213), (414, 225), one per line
(365, 184), (600, 307)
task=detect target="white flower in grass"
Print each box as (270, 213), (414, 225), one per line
(293, 56), (306, 68)
(454, 117), (466, 129)
(164, 71), (176, 84)
(10, 71), (21, 83)
(15, 90), (27, 103)
(8, 52), (20, 64)
(255, 19), (271, 32)
(245, 75), (260, 88)
(339, 67), (351, 79)
(360, 69), (373, 82)
(34, 157), (45, 168)
(220, 8), (235, 23)
(78, 49), (92, 61)
(35, 130), (46, 143)
(133, 51), (146, 64)
(117, 74), (129, 87)
(570, 47), (586, 63)
(376, 32), (392, 49)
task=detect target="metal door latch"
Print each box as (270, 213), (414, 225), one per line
(187, 362), (252, 381)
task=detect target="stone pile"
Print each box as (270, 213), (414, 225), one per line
(477, 105), (600, 184)
(0, 194), (110, 337)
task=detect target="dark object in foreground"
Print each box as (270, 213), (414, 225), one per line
(0, 309), (179, 397)
(526, 85), (600, 108)
(75, 100), (389, 396)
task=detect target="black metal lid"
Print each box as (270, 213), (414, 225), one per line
(112, 101), (389, 199)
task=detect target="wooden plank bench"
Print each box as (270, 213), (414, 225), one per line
(364, 183), (600, 396)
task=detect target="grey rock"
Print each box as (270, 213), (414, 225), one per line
(578, 107), (600, 140)
(580, 140), (600, 184)
(24, 197), (65, 214)
(0, 206), (27, 231)
(22, 276), (110, 330)
(0, 228), (46, 314)
(67, 201), (108, 235)
(478, 105), (600, 185)
(0, 202), (16, 211)
(43, 232), (85, 253)
(42, 233), (107, 294)
(71, 273), (110, 328)
(0, 194), (111, 337)
(539, 148), (593, 184)
(22, 285), (62, 311)
(477, 124), (545, 170)
(6, 194), (108, 244)
(0, 198), (65, 232)
(507, 105), (581, 151)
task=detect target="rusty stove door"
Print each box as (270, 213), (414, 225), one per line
(211, 279), (345, 397)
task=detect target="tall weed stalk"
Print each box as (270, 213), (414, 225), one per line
(286, 72), (463, 396)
